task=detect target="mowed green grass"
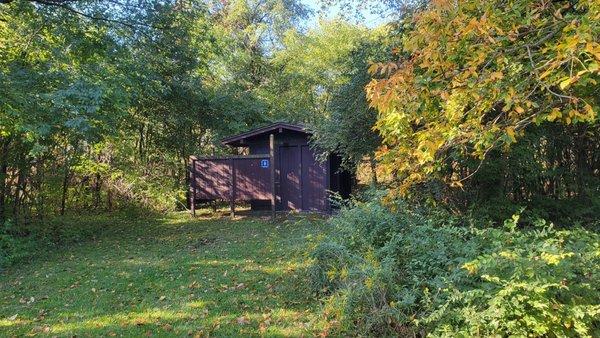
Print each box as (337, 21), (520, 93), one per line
(0, 211), (330, 337)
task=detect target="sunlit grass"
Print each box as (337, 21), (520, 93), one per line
(0, 211), (329, 337)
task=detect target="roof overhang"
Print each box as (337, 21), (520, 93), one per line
(221, 122), (310, 146)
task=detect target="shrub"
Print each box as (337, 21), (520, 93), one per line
(0, 219), (36, 269)
(310, 196), (600, 336)
(430, 219), (600, 337)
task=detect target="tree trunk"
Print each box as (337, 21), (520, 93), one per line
(138, 125), (144, 162)
(107, 153), (113, 211)
(0, 137), (9, 223)
(35, 160), (45, 221)
(369, 155), (378, 187)
(13, 165), (26, 221)
(107, 188), (113, 211)
(94, 172), (101, 210)
(60, 159), (70, 216)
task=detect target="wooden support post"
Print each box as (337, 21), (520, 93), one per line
(269, 133), (275, 221)
(299, 145), (303, 211)
(326, 156), (331, 214)
(230, 158), (236, 218)
(190, 157), (196, 218)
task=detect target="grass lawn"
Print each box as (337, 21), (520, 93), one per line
(0, 211), (331, 337)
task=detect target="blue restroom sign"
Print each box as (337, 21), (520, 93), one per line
(260, 159), (269, 168)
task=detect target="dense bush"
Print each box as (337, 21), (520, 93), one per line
(0, 220), (35, 268)
(310, 196), (600, 337)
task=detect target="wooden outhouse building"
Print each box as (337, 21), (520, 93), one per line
(189, 122), (352, 216)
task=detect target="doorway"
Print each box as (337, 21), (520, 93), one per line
(279, 145), (327, 211)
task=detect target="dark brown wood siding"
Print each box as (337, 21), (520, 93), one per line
(192, 156), (271, 202)
(234, 158), (271, 201)
(301, 146), (327, 211)
(279, 145), (302, 210)
(194, 159), (231, 200)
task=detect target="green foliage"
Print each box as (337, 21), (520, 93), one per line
(431, 219), (600, 337)
(317, 0), (427, 21)
(310, 196), (600, 336)
(308, 29), (391, 170)
(268, 20), (373, 124)
(0, 0), (312, 223)
(0, 220), (35, 268)
(268, 21), (393, 179)
(2, 2), (598, 336)
(202, 0), (312, 135)
(459, 123), (600, 225)
(368, 0), (600, 193)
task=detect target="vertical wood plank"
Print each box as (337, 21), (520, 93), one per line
(230, 158), (236, 218)
(191, 157), (196, 217)
(299, 145), (303, 211)
(269, 133), (275, 221)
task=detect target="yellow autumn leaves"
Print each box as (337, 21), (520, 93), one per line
(366, 0), (599, 193)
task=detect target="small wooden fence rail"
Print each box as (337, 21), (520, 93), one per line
(189, 135), (275, 219)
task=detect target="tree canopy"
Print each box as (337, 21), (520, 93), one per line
(368, 0), (599, 194)
(1, 0), (598, 225)
(0, 0), (383, 221)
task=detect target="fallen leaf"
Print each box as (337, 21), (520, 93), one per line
(259, 319), (270, 333)
(236, 316), (250, 325)
(7, 314), (18, 321)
